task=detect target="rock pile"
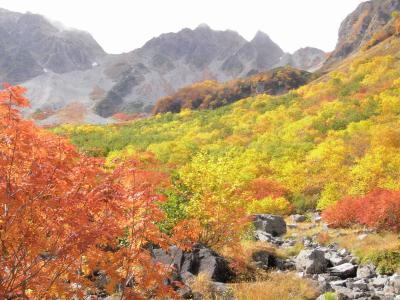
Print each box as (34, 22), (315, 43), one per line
(258, 213), (400, 300)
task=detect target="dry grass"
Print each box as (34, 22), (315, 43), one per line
(231, 272), (318, 300)
(221, 240), (277, 281)
(335, 231), (399, 258)
(189, 272), (215, 298)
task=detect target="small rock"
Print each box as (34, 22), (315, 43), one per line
(252, 250), (273, 270)
(313, 213), (322, 223)
(333, 286), (359, 299)
(348, 279), (369, 291)
(291, 214), (306, 223)
(356, 264), (376, 279)
(330, 279), (348, 287)
(387, 273), (400, 294)
(326, 252), (346, 266)
(329, 263), (357, 279)
(254, 230), (274, 242)
(357, 234), (368, 240)
(371, 276), (388, 288)
(295, 249), (328, 274)
(339, 249), (349, 256)
(287, 224), (298, 229)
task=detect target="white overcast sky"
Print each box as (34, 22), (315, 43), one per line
(0, 0), (365, 54)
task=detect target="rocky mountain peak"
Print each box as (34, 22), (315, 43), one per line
(0, 8), (106, 83)
(323, 0), (400, 69)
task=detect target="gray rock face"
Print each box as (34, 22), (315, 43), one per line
(295, 249), (328, 274)
(253, 214), (287, 236)
(323, 0), (400, 69)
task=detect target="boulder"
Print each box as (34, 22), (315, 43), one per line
(251, 250), (273, 270)
(253, 214), (287, 236)
(356, 264), (376, 279)
(295, 249), (328, 274)
(371, 276), (388, 288)
(386, 274), (400, 294)
(325, 252), (346, 266)
(333, 286), (366, 300)
(254, 230), (285, 246)
(254, 230), (274, 242)
(329, 263), (357, 279)
(152, 244), (234, 283)
(291, 214), (306, 223)
(312, 213), (322, 223)
(348, 279), (369, 291)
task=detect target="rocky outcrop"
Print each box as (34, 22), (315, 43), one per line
(323, 0), (400, 70)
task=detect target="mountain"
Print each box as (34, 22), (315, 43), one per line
(280, 47), (327, 72)
(93, 26), (316, 118)
(0, 8), (105, 84)
(323, 0), (400, 70)
(0, 8), (326, 123)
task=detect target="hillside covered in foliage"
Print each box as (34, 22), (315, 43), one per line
(152, 67), (312, 114)
(56, 35), (400, 224)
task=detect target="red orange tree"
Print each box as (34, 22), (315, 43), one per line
(0, 85), (183, 299)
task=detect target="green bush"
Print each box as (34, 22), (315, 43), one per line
(364, 250), (400, 275)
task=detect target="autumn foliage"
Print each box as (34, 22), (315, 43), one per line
(0, 85), (191, 299)
(322, 189), (400, 232)
(153, 67), (311, 114)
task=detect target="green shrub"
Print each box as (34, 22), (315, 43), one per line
(323, 292), (337, 300)
(364, 250), (400, 275)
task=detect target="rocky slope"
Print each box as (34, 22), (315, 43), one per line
(0, 8), (325, 124)
(0, 8), (105, 84)
(323, 0), (400, 70)
(281, 47), (327, 72)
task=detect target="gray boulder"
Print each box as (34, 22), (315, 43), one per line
(251, 250), (274, 270)
(385, 274), (400, 294)
(325, 251), (346, 266)
(333, 286), (367, 299)
(295, 249), (328, 274)
(371, 276), (388, 288)
(347, 279), (369, 291)
(152, 244), (234, 283)
(329, 263), (357, 279)
(253, 214), (287, 236)
(291, 214), (306, 223)
(356, 264), (376, 279)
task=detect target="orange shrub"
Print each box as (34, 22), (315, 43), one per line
(322, 189), (400, 232)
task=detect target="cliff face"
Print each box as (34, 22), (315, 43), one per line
(323, 0), (400, 69)
(0, 8), (105, 84)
